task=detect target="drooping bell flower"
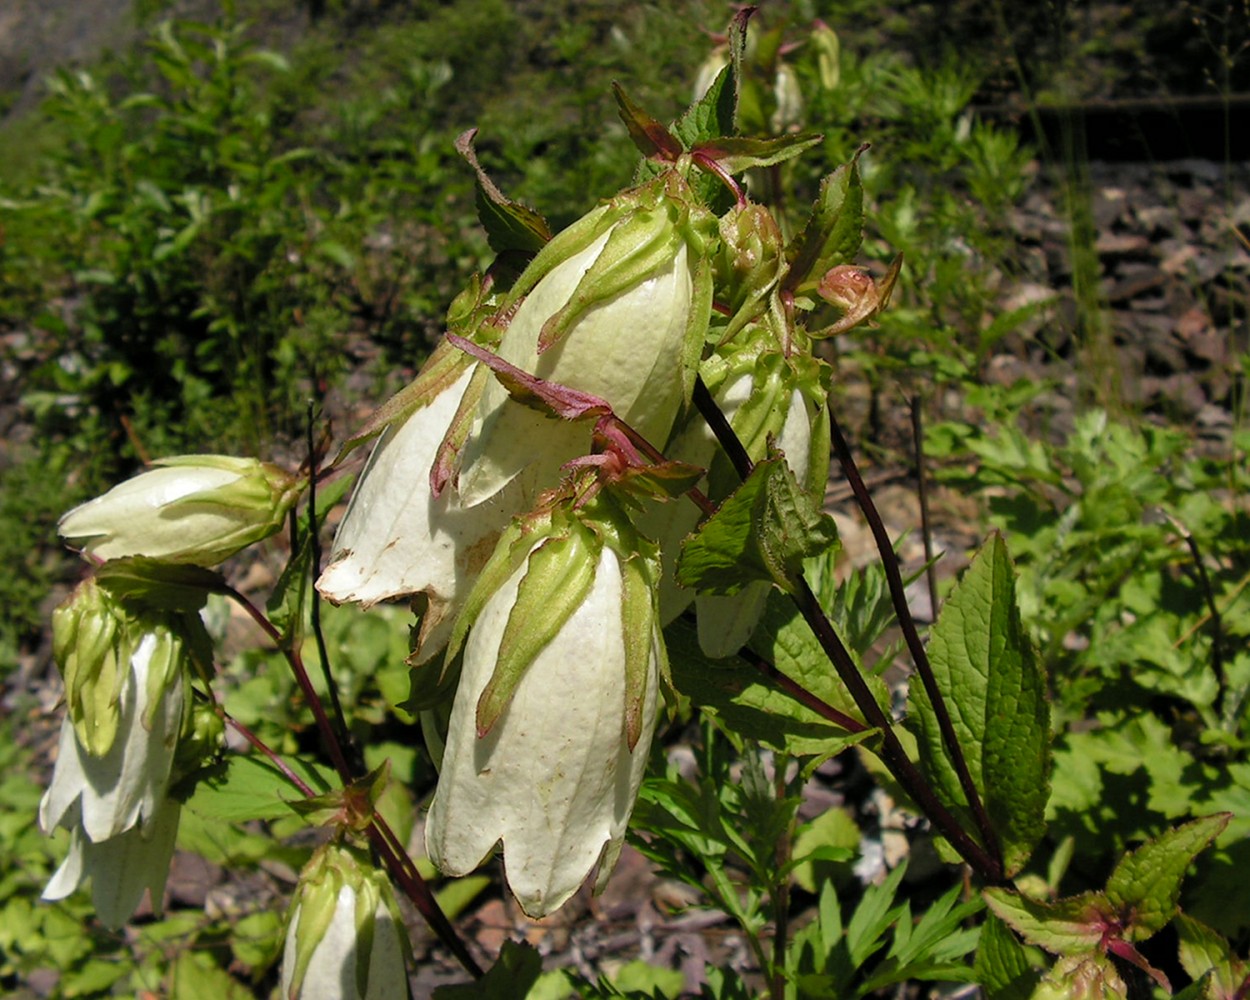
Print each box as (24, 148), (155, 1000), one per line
(59, 455), (301, 567)
(456, 173), (713, 508)
(424, 494), (663, 917)
(39, 577), (208, 928)
(316, 341), (522, 662)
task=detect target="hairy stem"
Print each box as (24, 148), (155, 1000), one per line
(827, 404), (1002, 872)
(693, 378), (1003, 882)
(221, 585), (483, 976)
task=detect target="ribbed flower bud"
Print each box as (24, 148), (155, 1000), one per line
(60, 455), (301, 566)
(425, 497), (663, 916)
(281, 845), (409, 1000)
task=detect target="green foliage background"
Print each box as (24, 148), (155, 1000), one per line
(1, 0), (1248, 996)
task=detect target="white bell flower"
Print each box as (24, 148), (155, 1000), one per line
(317, 365), (521, 661)
(457, 178), (711, 508)
(425, 537), (661, 918)
(59, 455), (300, 566)
(42, 798), (181, 930)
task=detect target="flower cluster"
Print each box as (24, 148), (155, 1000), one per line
(317, 149), (850, 916)
(40, 457), (297, 927)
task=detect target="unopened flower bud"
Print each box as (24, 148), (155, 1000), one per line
(60, 455), (301, 566)
(815, 257), (902, 337)
(281, 845), (409, 1000)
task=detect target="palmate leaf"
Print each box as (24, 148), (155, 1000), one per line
(907, 532), (1050, 876)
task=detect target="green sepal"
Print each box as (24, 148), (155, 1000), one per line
(445, 512), (551, 668)
(289, 761), (392, 833)
(456, 127), (552, 255)
(676, 449), (838, 596)
(692, 132), (824, 175)
(619, 548), (660, 750)
(681, 248), (715, 408)
(54, 581), (124, 757)
(334, 335), (477, 463)
(502, 199), (623, 306)
(475, 522), (600, 737)
(786, 151), (865, 295)
(430, 361), (492, 495)
(286, 852), (345, 1000)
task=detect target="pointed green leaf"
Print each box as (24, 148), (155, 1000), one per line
(183, 753), (335, 822)
(1106, 814), (1231, 940)
(676, 451), (839, 596)
(456, 128), (552, 254)
(665, 614), (871, 757)
(613, 82), (683, 161)
(692, 132), (824, 174)
(982, 888), (1110, 955)
(672, 64), (736, 150)
(433, 940), (543, 998)
(1176, 914), (1247, 997)
(974, 911), (1041, 1000)
(786, 153), (865, 294)
(908, 532), (1050, 876)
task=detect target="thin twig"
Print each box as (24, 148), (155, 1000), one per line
(305, 402), (360, 772)
(693, 378), (1002, 882)
(223, 715), (317, 797)
(910, 395), (940, 618)
(219, 583), (483, 977)
(826, 404), (1002, 873)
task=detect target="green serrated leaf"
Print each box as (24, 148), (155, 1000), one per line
(456, 128), (551, 255)
(672, 64), (736, 149)
(666, 614), (869, 757)
(614, 82), (683, 161)
(677, 452), (838, 596)
(909, 532), (1050, 876)
(974, 911), (1041, 1000)
(170, 949), (253, 999)
(786, 154), (865, 293)
(184, 753), (334, 822)
(1176, 913), (1246, 997)
(692, 133), (824, 174)
(1105, 814), (1231, 940)
(476, 527), (597, 735)
(982, 888), (1109, 955)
